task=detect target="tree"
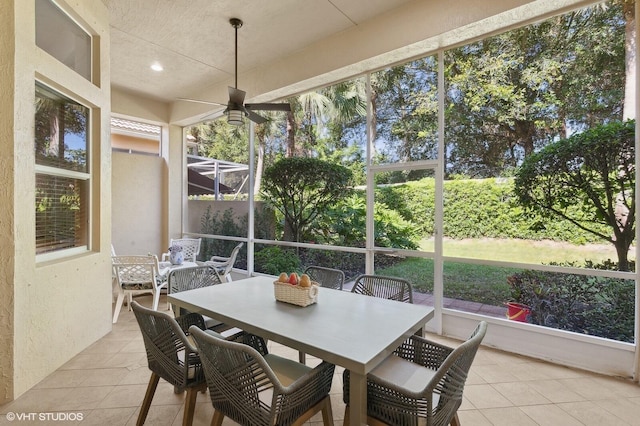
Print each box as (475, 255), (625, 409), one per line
(514, 120), (635, 271)
(261, 157), (353, 242)
(445, 3), (626, 177)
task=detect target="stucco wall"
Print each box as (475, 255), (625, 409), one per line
(0, 0), (16, 405)
(112, 152), (165, 257)
(4, 0), (112, 400)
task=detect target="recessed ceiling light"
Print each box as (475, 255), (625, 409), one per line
(150, 62), (163, 72)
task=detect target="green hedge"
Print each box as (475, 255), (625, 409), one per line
(374, 177), (609, 244)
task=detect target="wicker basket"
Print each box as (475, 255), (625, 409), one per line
(273, 281), (319, 307)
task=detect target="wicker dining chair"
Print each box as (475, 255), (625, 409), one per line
(168, 265), (243, 336)
(168, 265), (222, 317)
(303, 265), (345, 290)
(131, 301), (207, 426)
(189, 326), (335, 426)
(343, 321), (488, 426)
(205, 242), (243, 282)
(161, 238), (202, 263)
(350, 274), (413, 303)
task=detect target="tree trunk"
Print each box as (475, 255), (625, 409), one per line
(286, 110), (296, 157)
(48, 110), (60, 157)
(614, 238), (631, 271)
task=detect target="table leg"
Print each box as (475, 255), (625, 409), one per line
(349, 371), (367, 426)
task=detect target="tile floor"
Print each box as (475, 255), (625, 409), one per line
(1, 294), (640, 425)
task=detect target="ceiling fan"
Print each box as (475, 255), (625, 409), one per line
(178, 18), (291, 125)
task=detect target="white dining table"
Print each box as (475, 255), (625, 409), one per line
(167, 275), (434, 426)
(158, 260), (198, 277)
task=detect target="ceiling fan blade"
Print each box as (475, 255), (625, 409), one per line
(228, 86), (246, 105)
(246, 109), (268, 124)
(245, 102), (291, 112)
(177, 97), (226, 107)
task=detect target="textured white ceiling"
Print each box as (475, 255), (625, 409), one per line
(102, 0), (415, 102)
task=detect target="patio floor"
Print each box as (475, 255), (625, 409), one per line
(1, 293), (639, 425)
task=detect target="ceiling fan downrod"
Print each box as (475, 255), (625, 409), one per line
(230, 18), (243, 90)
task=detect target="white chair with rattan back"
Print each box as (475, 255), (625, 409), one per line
(112, 254), (166, 323)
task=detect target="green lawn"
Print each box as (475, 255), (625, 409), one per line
(420, 237), (622, 265)
(376, 237), (628, 306)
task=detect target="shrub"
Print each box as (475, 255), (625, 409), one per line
(507, 266), (634, 342)
(254, 246), (301, 276)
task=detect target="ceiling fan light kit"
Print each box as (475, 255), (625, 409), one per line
(179, 18), (291, 126)
(227, 108), (244, 126)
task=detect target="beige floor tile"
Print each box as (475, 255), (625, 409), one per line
(97, 384), (147, 409)
(60, 352), (116, 370)
(492, 381), (552, 406)
(458, 395), (476, 410)
(558, 400), (632, 426)
(32, 369), (87, 389)
(463, 384), (514, 409)
(0, 388), (74, 413)
(480, 407), (539, 426)
(148, 382), (190, 406)
(520, 404), (586, 425)
(83, 339), (132, 354)
(102, 352), (147, 369)
(55, 386), (115, 410)
(560, 377), (621, 401)
(118, 365), (154, 385)
(527, 379), (587, 403)
(465, 369), (488, 385)
(127, 404), (182, 426)
(79, 407), (137, 426)
(119, 339), (146, 353)
(81, 368), (130, 387)
(472, 364), (521, 383)
(456, 409), (493, 425)
(592, 397), (640, 425)
(529, 360), (587, 380)
(173, 401), (215, 426)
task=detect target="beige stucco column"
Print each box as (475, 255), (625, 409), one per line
(0, 0), (17, 404)
(1, 0), (112, 402)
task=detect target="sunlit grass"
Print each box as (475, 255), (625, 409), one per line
(421, 237), (623, 266)
(376, 237), (630, 306)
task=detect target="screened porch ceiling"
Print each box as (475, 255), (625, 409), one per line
(101, 0), (581, 125)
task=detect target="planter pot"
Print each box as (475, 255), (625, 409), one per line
(505, 302), (531, 322)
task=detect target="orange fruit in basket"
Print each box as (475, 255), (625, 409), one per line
(299, 274), (311, 287)
(278, 272), (288, 283)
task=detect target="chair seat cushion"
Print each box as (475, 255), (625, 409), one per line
(121, 282), (154, 290)
(264, 354), (312, 387)
(369, 354), (437, 394)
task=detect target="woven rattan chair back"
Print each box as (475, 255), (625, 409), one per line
(351, 274), (413, 303)
(168, 265), (222, 316)
(168, 238), (201, 262)
(427, 321), (487, 425)
(131, 301), (206, 426)
(344, 321), (487, 426)
(111, 255), (165, 323)
(190, 326), (335, 426)
(303, 265), (345, 290)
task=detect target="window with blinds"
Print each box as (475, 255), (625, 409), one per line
(35, 83), (90, 255)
